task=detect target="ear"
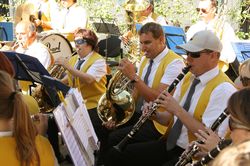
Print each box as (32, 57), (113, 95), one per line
(160, 35), (165, 44)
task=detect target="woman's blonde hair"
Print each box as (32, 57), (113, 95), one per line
(0, 71), (40, 166)
(212, 140), (250, 166)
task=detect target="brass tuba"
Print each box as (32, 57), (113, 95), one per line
(97, 56), (139, 127)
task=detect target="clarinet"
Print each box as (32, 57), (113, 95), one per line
(175, 109), (229, 166)
(113, 66), (191, 152)
(191, 139), (232, 166)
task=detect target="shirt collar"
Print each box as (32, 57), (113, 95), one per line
(0, 131), (12, 137)
(78, 51), (94, 61)
(152, 46), (169, 63)
(190, 66), (219, 85)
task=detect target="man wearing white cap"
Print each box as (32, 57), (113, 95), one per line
(186, 0), (238, 79)
(104, 30), (237, 166)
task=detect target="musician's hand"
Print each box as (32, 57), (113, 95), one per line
(142, 102), (157, 120)
(118, 58), (136, 80)
(195, 128), (221, 152)
(156, 91), (182, 115)
(55, 57), (70, 69)
(32, 113), (48, 136)
(194, 151), (207, 160)
(103, 120), (116, 130)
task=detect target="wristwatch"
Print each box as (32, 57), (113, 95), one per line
(131, 74), (140, 83)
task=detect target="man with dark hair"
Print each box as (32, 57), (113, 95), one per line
(103, 22), (185, 165)
(104, 30), (236, 166)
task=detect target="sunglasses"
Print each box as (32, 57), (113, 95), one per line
(74, 39), (87, 45)
(196, 8), (208, 14)
(186, 50), (213, 58)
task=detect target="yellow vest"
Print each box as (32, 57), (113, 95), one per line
(68, 52), (107, 109)
(180, 70), (233, 142)
(0, 135), (55, 166)
(138, 50), (182, 134)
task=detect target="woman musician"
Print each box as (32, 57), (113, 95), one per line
(0, 51), (58, 165)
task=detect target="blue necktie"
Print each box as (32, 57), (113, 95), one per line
(166, 78), (200, 151)
(76, 58), (85, 70)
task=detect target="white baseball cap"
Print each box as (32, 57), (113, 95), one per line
(177, 30), (223, 52)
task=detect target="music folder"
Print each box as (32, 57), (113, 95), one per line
(3, 51), (70, 106)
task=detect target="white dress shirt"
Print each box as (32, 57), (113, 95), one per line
(186, 19), (237, 64)
(16, 40), (51, 69)
(138, 46), (185, 87)
(141, 13), (167, 26)
(55, 3), (88, 33)
(76, 51), (107, 82)
(174, 67), (237, 149)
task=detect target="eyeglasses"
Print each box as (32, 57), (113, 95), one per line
(229, 116), (250, 131)
(186, 50), (213, 58)
(74, 39), (87, 45)
(196, 8), (208, 14)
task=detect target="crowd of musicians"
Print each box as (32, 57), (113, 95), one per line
(0, 0), (250, 166)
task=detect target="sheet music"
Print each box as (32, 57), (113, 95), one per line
(53, 88), (99, 166)
(53, 106), (88, 166)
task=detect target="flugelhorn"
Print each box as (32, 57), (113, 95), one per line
(175, 108), (230, 166)
(113, 65), (191, 152)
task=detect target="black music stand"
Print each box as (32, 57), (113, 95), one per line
(93, 18), (122, 66)
(3, 51), (70, 107)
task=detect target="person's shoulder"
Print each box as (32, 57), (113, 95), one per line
(36, 135), (51, 145)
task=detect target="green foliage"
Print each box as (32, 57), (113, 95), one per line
(154, 0), (199, 26)
(0, 0), (249, 39)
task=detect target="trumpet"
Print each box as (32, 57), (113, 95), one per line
(175, 108), (230, 166)
(113, 65), (191, 152)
